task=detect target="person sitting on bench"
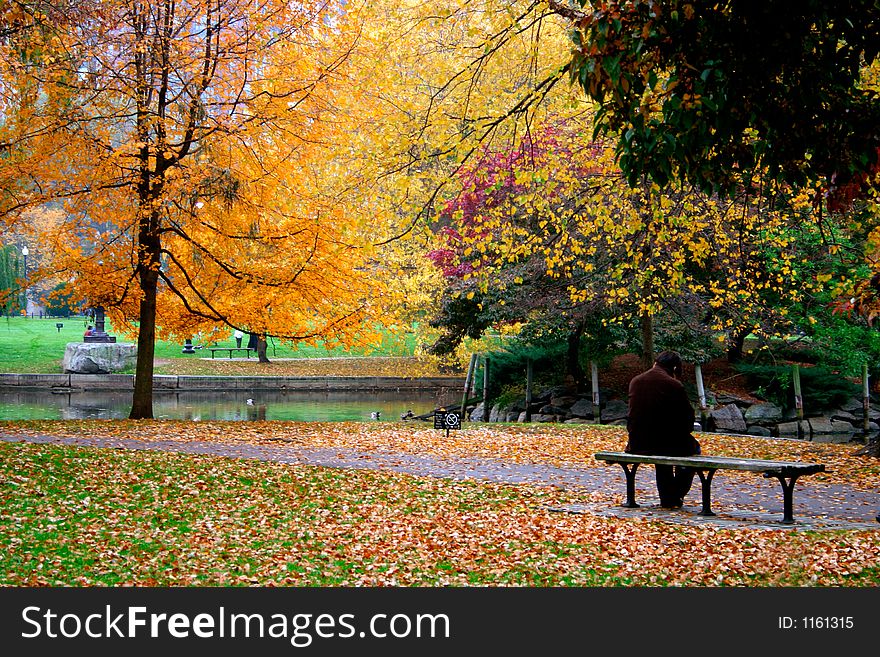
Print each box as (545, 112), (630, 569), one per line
(625, 350), (701, 509)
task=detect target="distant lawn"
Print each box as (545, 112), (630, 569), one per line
(0, 315), (421, 374)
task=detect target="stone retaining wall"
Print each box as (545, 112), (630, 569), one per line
(0, 373), (465, 392)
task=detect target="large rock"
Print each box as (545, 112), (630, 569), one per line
(841, 397), (867, 414)
(808, 417), (855, 435)
(777, 421), (806, 437)
(601, 400), (629, 422)
(469, 402), (486, 422)
(569, 399), (595, 418)
(831, 409), (858, 423)
(550, 394), (579, 408)
(743, 402), (784, 424)
(63, 342), (137, 374)
(709, 404), (747, 432)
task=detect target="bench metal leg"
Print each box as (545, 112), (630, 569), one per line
(695, 469), (716, 517)
(765, 473), (802, 524)
(618, 463), (640, 508)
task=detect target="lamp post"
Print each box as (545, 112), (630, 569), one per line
(20, 246), (28, 316)
(83, 305), (116, 343)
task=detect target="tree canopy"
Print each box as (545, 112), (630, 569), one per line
(0, 0), (388, 417)
(552, 0), (880, 198)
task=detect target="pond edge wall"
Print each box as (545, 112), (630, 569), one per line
(0, 373), (465, 392)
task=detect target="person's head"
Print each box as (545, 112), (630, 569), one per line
(654, 350), (683, 379)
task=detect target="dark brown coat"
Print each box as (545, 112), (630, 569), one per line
(625, 365), (699, 456)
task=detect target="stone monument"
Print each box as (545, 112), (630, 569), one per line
(63, 306), (137, 373)
(83, 306), (116, 343)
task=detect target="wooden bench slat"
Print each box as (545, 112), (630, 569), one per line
(595, 451), (825, 475)
(593, 450), (826, 523)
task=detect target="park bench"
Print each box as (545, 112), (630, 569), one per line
(207, 347), (255, 359)
(594, 451), (826, 524)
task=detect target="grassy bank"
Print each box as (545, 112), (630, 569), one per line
(0, 315), (425, 375)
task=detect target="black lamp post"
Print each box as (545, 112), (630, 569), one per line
(20, 245), (28, 315)
(83, 305), (116, 343)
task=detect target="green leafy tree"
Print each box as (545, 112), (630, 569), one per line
(552, 1), (880, 198)
(0, 244), (23, 314)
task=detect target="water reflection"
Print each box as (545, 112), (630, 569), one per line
(0, 389), (458, 422)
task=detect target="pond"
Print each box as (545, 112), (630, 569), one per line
(0, 389), (461, 422)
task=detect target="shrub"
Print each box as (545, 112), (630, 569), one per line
(734, 363), (861, 413)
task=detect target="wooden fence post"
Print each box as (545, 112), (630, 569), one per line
(482, 355), (491, 420)
(792, 364), (805, 439)
(525, 358), (533, 423)
(591, 361), (601, 423)
(460, 353), (478, 421)
(694, 362), (709, 428)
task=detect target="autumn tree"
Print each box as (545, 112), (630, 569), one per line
(0, 1), (387, 417)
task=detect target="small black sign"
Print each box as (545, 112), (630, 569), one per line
(433, 409), (461, 432)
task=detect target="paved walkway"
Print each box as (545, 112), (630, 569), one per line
(2, 432), (878, 531)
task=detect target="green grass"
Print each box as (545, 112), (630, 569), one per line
(0, 315), (420, 373)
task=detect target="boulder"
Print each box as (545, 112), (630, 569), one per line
(569, 399), (595, 418)
(709, 404), (747, 432)
(777, 421), (805, 437)
(842, 399), (880, 420)
(550, 394), (579, 408)
(743, 402), (784, 424)
(809, 417), (855, 435)
(469, 402), (486, 422)
(746, 426), (773, 437)
(714, 392), (755, 406)
(62, 342), (137, 374)
(841, 397), (866, 414)
(601, 400), (629, 422)
(831, 409), (858, 423)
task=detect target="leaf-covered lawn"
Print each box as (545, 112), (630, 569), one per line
(152, 356), (453, 378)
(6, 420), (880, 490)
(2, 422), (879, 587)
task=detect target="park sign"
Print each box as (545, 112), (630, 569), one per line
(433, 408), (461, 437)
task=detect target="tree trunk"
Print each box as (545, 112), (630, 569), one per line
(566, 321), (586, 389)
(257, 335), (270, 363)
(129, 282), (158, 419)
(727, 330), (748, 363)
(129, 207), (162, 420)
(639, 312), (654, 369)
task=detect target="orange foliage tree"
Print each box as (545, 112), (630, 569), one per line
(0, 1), (386, 418)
